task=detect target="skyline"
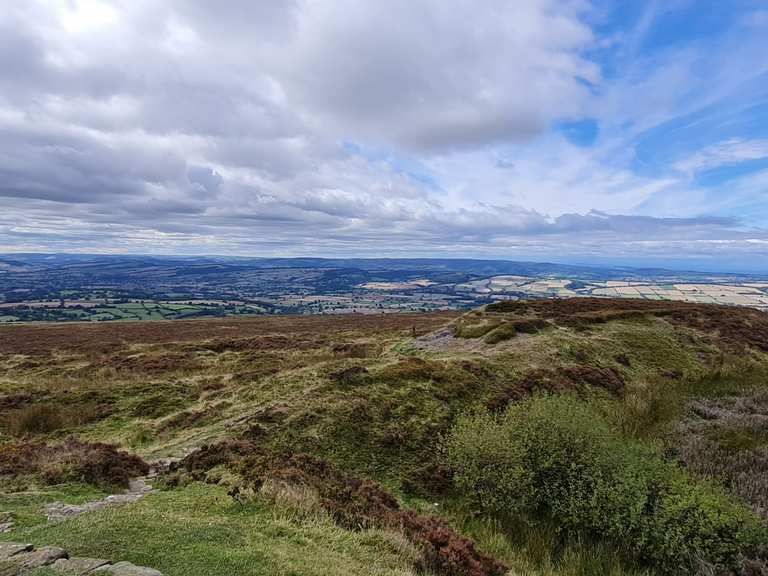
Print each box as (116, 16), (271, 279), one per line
(1, 1), (768, 271)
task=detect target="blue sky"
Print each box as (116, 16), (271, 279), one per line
(0, 0), (767, 271)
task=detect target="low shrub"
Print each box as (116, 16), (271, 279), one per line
(0, 438), (148, 488)
(444, 394), (766, 574)
(483, 323), (517, 344)
(511, 318), (549, 334)
(0, 393), (33, 410)
(238, 452), (508, 576)
(328, 365), (369, 386)
(562, 364), (625, 391)
(158, 404), (225, 431)
(3, 403), (105, 437)
(38, 438), (149, 487)
(485, 364), (624, 413)
(671, 393), (768, 520)
(453, 321), (500, 339)
(330, 342), (373, 358)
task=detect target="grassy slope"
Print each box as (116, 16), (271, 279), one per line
(12, 483), (420, 576)
(1, 302), (767, 575)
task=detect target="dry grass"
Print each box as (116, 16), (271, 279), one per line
(0, 311), (459, 357)
(672, 391), (768, 519)
(3, 403), (107, 437)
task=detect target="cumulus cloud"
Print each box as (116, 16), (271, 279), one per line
(0, 0), (766, 267)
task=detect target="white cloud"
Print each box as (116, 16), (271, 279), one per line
(0, 0), (765, 266)
(673, 139), (768, 175)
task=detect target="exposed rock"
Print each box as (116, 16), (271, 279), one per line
(10, 546), (67, 569)
(93, 561), (163, 575)
(52, 556), (111, 574)
(0, 543), (31, 561)
(44, 501), (105, 522)
(0, 512), (13, 533)
(0, 544), (162, 575)
(44, 477), (156, 523)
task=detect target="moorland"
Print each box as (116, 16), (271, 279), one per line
(1, 299), (768, 575)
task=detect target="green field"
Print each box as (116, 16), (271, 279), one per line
(0, 302), (266, 323)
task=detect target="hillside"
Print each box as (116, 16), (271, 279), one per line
(1, 301), (767, 575)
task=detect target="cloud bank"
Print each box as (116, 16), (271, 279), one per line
(0, 0), (767, 270)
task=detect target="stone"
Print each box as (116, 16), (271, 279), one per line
(93, 562), (163, 575)
(0, 512), (13, 533)
(0, 543), (31, 561)
(44, 501), (105, 523)
(52, 556), (111, 574)
(44, 478), (155, 524)
(127, 478), (154, 494)
(10, 546), (67, 568)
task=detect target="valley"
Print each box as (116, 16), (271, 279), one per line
(1, 255), (766, 323)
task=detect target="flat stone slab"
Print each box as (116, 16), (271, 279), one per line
(0, 543), (31, 561)
(93, 562), (163, 575)
(44, 501), (106, 523)
(44, 477), (156, 523)
(10, 546), (67, 568)
(52, 556), (111, 574)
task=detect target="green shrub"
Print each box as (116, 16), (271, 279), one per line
(454, 320), (500, 339)
(444, 395), (766, 574)
(483, 323), (517, 344)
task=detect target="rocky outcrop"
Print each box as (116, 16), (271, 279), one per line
(0, 542), (162, 575)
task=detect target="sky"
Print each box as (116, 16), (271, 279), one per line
(1, 0), (767, 272)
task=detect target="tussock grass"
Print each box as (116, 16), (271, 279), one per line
(3, 403), (104, 437)
(3, 483), (424, 576)
(446, 508), (653, 576)
(483, 323), (517, 344)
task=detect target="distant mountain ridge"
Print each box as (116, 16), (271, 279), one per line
(3, 253), (765, 280)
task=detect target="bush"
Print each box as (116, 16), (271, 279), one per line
(483, 323), (517, 344)
(453, 321), (500, 339)
(0, 437), (149, 488)
(511, 319), (549, 334)
(444, 395), (766, 574)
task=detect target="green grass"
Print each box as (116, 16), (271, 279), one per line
(453, 320), (499, 339)
(0, 482), (108, 530)
(3, 483), (421, 576)
(483, 322), (517, 344)
(445, 506), (653, 576)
